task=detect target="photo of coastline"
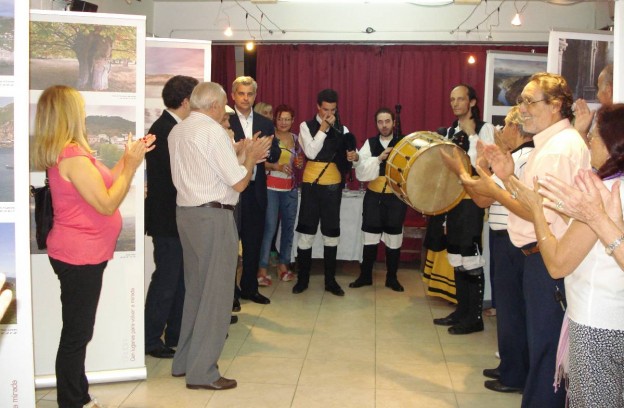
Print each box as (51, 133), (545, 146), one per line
(145, 47), (203, 98)
(0, 222), (16, 325)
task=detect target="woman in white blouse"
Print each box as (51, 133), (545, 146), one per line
(511, 103), (624, 408)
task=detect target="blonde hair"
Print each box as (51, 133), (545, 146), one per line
(254, 102), (272, 118)
(32, 85), (91, 170)
(505, 105), (532, 138)
(231, 76), (257, 94)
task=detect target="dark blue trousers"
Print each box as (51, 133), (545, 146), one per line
(144, 236), (185, 351)
(522, 249), (566, 408)
(490, 230), (529, 388)
(239, 184), (266, 296)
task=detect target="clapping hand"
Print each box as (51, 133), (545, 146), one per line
(246, 134), (273, 164)
(440, 147), (469, 177)
(537, 170), (622, 228)
(509, 176), (543, 214)
(480, 140), (514, 181)
(125, 132), (155, 170)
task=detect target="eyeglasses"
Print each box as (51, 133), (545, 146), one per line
(516, 96), (547, 107)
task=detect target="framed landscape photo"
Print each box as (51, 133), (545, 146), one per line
(483, 51), (547, 124)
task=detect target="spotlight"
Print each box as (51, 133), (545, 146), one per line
(224, 26), (233, 36)
(511, 13), (522, 26)
(245, 41), (255, 51)
(468, 55), (476, 64)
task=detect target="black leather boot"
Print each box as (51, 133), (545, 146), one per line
(384, 247), (404, 292)
(433, 267), (467, 325)
(449, 268), (484, 335)
(292, 247), (311, 294)
(324, 245), (344, 296)
(349, 244), (377, 288)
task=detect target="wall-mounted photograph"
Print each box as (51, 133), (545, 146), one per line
(0, 0), (14, 77)
(0, 97), (13, 202)
(145, 46), (204, 99)
(0, 222), (16, 324)
(548, 30), (614, 103)
(29, 21), (137, 92)
(483, 51), (547, 124)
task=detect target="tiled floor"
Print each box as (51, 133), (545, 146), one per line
(35, 260), (521, 408)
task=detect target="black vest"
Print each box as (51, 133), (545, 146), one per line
(447, 119), (486, 153)
(306, 118), (355, 180)
(368, 135), (400, 177)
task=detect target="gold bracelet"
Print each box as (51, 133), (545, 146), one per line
(538, 234), (554, 242)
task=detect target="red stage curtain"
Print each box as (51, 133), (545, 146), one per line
(211, 44), (236, 98)
(256, 44), (545, 147)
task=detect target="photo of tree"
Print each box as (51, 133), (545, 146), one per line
(0, 0), (14, 76)
(29, 21), (137, 92)
(0, 97), (13, 202)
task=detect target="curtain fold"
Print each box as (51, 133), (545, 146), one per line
(211, 44), (236, 102)
(256, 44), (545, 147)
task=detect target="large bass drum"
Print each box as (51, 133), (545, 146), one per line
(385, 131), (470, 215)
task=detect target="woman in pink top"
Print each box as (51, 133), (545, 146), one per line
(32, 86), (154, 408)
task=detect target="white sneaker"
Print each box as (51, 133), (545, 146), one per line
(84, 398), (104, 408)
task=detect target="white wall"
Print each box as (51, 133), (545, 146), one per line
(152, 1), (613, 43)
(29, 0), (155, 33)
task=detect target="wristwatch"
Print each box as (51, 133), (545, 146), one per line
(605, 234), (624, 256)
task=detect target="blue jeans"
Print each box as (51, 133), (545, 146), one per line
(259, 189), (298, 268)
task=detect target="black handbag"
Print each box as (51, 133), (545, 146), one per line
(30, 173), (54, 250)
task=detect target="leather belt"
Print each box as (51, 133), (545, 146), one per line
(199, 201), (235, 211)
(521, 242), (540, 256)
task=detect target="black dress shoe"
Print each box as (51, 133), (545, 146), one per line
(230, 315), (238, 324)
(292, 281), (308, 294)
(433, 314), (459, 326)
(172, 372), (186, 378)
(325, 281), (345, 296)
(240, 292), (271, 304)
(448, 320), (484, 335)
(483, 367), (500, 379)
(385, 278), (404, 292)
(484, 379), (523, 394)
(349, 277), (372, 288)
(232, 298), (241, 312)
(146, 344), (175, 359)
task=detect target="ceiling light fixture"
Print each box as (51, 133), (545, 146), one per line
(245, 41), (255, 51)
(511, 0), (528, 27)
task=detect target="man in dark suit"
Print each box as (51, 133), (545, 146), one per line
(229, 76), (280, 304)
(144, 75), (198, 358)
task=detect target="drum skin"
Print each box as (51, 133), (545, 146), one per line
(385, 131), (470, 215)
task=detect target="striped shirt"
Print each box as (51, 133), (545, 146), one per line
(488, 142), (534, 230)
(169, 111), (247, 206)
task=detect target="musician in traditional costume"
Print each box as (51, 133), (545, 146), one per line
(292, 89), (357, 296)
(430, 84), (495, 335)
(349, 107), (408, 292)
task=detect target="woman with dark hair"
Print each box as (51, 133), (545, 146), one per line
(257, 104), (302, 284)
(511, 103), (624, 407)
(32, 85), (154, 408)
